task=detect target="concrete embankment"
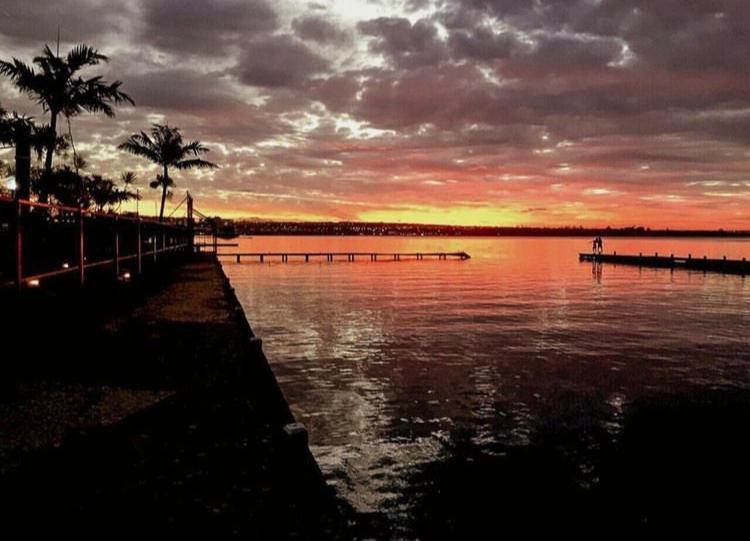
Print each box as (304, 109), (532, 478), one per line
(0, 255), (360, 537)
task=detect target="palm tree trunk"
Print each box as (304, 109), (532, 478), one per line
(41, 111), (58, 203)
(14, 127), (31, 201)
(159, 165), (168, 222)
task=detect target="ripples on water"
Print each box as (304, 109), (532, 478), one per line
(223, 237), (750, 535)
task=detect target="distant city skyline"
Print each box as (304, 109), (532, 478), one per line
(1, 1), (749, 228)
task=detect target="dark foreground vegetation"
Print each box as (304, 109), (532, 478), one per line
(0, 42), (215, 224)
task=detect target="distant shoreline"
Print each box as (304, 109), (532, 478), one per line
(215, 222), (750, 238)
(220, 229), (750, 238)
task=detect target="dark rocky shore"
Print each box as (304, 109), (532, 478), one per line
(0, 255), (368, 538)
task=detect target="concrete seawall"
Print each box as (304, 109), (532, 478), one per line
(0, 255), (359, 537)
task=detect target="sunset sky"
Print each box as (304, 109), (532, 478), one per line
(1, 0), (749, 228)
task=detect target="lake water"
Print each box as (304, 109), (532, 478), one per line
(221, 237), (750, 535)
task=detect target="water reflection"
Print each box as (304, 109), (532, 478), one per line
(592, 260), (603, 282)
(223, 237), (750, 534)
(395, 388), (750, 536)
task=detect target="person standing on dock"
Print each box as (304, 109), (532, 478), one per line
(591, 236), (603, 255)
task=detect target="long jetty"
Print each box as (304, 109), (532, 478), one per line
(580, 252), (750, 275)
(215, 251), (471, 263)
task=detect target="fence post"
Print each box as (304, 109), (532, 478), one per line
(78, 207), (85, 286)
(114, 216), (120, 278)
(137, 218), (143, 275)
(186, 192), (194, 254)
(213, 220), (218, 254)
(14, 200), (23, 289)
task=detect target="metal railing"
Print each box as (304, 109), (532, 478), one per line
(0, 196), (193, 289)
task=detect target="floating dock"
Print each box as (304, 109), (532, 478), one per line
(217, 251), (471, 263)
(580, 252), (750, 275)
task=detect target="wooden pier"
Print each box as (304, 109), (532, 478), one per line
(217, 251), (471, 263)
(580, 252), (750, 275)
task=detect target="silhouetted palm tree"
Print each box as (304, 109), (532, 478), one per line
(0, 106), (10, 145)
(0, 44), (133, 200)
(0, 108), (35, 147)
(0, 108), (54, 199)
(118, 124), (217, 221)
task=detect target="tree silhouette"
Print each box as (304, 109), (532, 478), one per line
(0, 44), (133, 201)
(0, 107), (56, 199)
(118, 124), (217, 221)
(45, 164), (137, 211)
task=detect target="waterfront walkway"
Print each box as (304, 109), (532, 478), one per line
(0, 256), (359, 537)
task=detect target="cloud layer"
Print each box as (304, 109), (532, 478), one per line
(1, 0), (749, 227)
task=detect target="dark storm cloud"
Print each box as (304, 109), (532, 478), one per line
(447, 27), (519, 60)
(234, 35), (330, 88)
(307, 75), (360, 113)
(344, 0), (750, 146)
(140, 0), (277, 55)
(0, 0), (129, 44)
(121, 68), (240, 112)
(446, 0), (750, 72)
(358, 17), (447, 68)
(353, 63), (494, 129)
(292, 15), (351, 45)
(504, 33), (624, 74)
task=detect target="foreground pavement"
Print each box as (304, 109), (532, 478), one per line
(0, 256), (362, 538)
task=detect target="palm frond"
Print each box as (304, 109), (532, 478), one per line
(121, 171), (137, 185)
(182, 140), (210, 155)
(0, 59), (42, 95)
(175, 158), (218, 170)
(118, 130), (164, 164)
(118, 141), (161, 164)
(66, 44), (108, 72)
